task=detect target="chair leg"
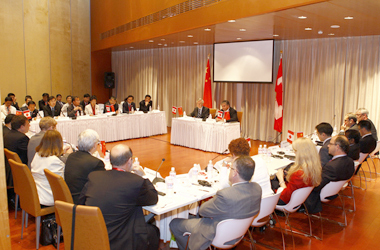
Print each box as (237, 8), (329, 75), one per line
(368, 156), (377, 180)
(272, 212), (286, 250)
(283, 211), (295, 250)
(21, 210), (25, 239)
(15, 194), (19, 219)
(57, 225), (61, 250)
(36, 216), (41, 250)
(25, 213), (29, 228)
(246, 228), (256, 250)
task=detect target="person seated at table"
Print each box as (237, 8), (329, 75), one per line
(345, 129), (360, 161)
(78, 144), (159, 250)
(305, 135), (354, 214)
(275, 137), (322, 205)
(65, 129), (105, 204)
(67, 96), (84, 118)
(38, 93), (49, 111)
(215, 100), (238, 122)
(340, 113), (358, 133)
(3, 114), (15, 139)
(170, 155), (262, 250)
(139, 94), (152, 113)
(61, 95), (72, 114)
(190, 98), (210, 121)
(21, 95), (32, 108)
(315, 122), (333, 167)
(80, 93), (90, 112)
(7, 93), (20, 110)
(85, 95), (100, 116)
(43, 96), (61, 117)
(31, 130), (67, 206)
(56, 94), (65, 107)
(123, 95), (136, 114)
(1, 97), (17, 118)
(104, 96), (119, 113)
(214, 138), (273, 197)
(356, 108), (377, 141)
(358, 120), (377, 155)
(21, 101), (39, 119)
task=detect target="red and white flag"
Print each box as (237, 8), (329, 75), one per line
(203, 57), (212, 108)
(106, 105), (111, 112)
(217, 110), (223, 119)
(274, 55), (283, 133)
(23, 110), (31, 119)
(172, 106), (177, 114)
(287, 130), (294, 144)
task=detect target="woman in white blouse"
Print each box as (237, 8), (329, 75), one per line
(84, 95), (100, 116)
(31, 130), (65, 206)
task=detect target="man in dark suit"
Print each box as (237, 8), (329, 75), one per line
(340, 113), (359, 134)
(2, 114), (15, 139)
(316, 122), (333, 167)
(356, 108), (378, 141)
(65, 129), (105, 204)
(190, 98), (210, 121)
(79, 144), (159, 250)
(104, 96), (119, 113)
(123, 95), (136, 114)
(215, 100), (238, 122)
(67, 96), (84, 118)
(139, 94), (153, 113)
(170, 155), (262, 250)
(56, 94), (65, 107)
(358, 120), (377, 154)
(305, 135), (355, 214)
(20, 101), (39, 119)
(80, 93), (90, 113)
(7, 93), (20, 110)
(38, 93), (49, 111)
(345, 129), (360, 161)
(43, 96), (61, 117)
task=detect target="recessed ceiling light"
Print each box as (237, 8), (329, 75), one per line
(164, 44), (167, 46)
(228, 20), (236, 23)
(161, 38), (165, 41)
(236, 37), (242, 40)
(193, 42), (198, 45)
(331, 25), (340, 28)
(204, 28), (211, 31)
(149, 40), (154, 43)
(179, 41), (185, 43)
(158, 43), (162, 45)
(305, 27), (312, 31)
(187, 35), (193, 38)
(344, 16), (353, 20)
(298, 16), (307, 19)
(328, 33), (335, 36)
(239, 29), (246, 32)
(129, 46), (134, 48)
(318, 30), (323, 35)
(273, 34), (279, 37)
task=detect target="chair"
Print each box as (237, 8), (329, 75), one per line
(119, 101), (124, 113)
(4, 148), (22, 219)
(370, 140), (380, 158)
(237, 111), (243, 123)
(210, 108), (216, 118)
(55, 200), (110, 250)
(340, 162), (360, 212)
(8, 159), (55, 249)
(354, 153), (370, 190)
(98, 104), (105, 113)
(44, 169), (74, 250)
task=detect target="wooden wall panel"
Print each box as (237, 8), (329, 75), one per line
(24, 0), (51, 102)
(50, 0), (72, 97)
(0, 0), (26, 102)
(71, 0), (91, 97)
(91, 50), (112, 103)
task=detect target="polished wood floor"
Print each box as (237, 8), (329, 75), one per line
(9, 129), (380, 250)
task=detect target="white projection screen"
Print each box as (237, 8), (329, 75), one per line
(213, 40), (274, 83)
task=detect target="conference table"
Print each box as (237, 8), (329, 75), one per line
(28, 111), (167, 146)
(170, 117), (241, 153)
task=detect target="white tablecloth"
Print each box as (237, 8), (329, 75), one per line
(170, 118), (241, 153)
(28, 111), (167, 146)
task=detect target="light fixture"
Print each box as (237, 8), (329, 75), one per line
(298, 16), (307, 19)
(305, 27), (312, 31)
(239, 28), (246, 32)
(158, 43), (162, 45)
(187, 35), (193, 38)
(318, 30), (323, 35)
(328, 33), (335, 36)
(149, 40), (154, 43)
(129, 46), (134, 48)
(228, 20), (236, 23)
(164, 44), (167, 46)
(193, 42), (198, 45)
(161, 38), (165, 41)
(179, 41), (185, 43)
(273, 34), (279, 37)
(236, 37), (242, 40)
(331, 25), (340, 28)
(204, 28), (211, 31)
(344, 16), (353, 20)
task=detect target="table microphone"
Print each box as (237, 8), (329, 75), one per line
(152, 158), (165, 185)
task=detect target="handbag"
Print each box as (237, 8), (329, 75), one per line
(40, 216), (63, 248)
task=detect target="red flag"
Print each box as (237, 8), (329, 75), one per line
(217, 110), (223, 119)
(203, 58), (212, 108)
(16, 110), (22, 116)
(224, 111), (230, 121)
(274, 55), (283, 133)
(23, 110), (31, 119)
(287, 130), (294, 144)
(297, 132), (304, 138)
(177, 107), (183, 116)
(100, 141), (106, 155)
(111, 105), (115, 112)
(172, 106), (177, 114)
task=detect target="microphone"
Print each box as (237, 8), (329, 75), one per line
(152, 158), (165, 185)
(204, 149), (229, 173)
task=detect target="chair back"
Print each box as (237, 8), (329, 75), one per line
(44, 169), (73, 204)
(211, 216), (255, 249)
(55, 200), (110, 250)
(370, 141), (380, 157)
(252, 193), (281, 227)
(357, 153), (369, 165)
(210, 108), (217, 118)
(4, 148), (22, 163)
(237, 111), (243, 123)
(98, 104), (105, 113)
(319, 180), (348, 202)
(276, 186), (313, 213)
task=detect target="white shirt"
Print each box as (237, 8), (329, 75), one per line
(85, 104), (100, 116)
(61, 103), (70, 113)
(0, 104), (16, 116)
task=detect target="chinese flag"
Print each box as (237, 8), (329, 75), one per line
(172, 106), (177, 114)
(297, 132), (304, 138)
(100, 141), (106, 155)
(16, 111), (22, 116)
(203, 58), (212, 108)
(224, 111), (230, 121)
(177, 107), (183, 116)
(274, 55), (283, 133)
(111, 105), (115, 112)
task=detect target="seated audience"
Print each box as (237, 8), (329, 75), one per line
(139, 94), (153, 113)
(1, 97), (17, 118)
(21, 95), (32, 108)
(79, 144), (159, 250)
(84, 95), (100, 116)
(80, 93), (90, 113)
(67, 96), (84, 117)
(358, 120), (377, 154)
(190, 98), (210, 121)
(56, 94), (65, 107)
(61, 95), (72, 113)
(65, 129), (105, 204)
(305, 135), (355, 214)
(3, 114), (15, 138)
(215, 100), (238, 122)
(315, 122), (333, 167)
(7, 93), (19, 110)
(123, 95), (136, 114)
(31, 130), (65, 206)
(356, 108), (378, 141)
(27, 117), (58, 168)
(345, 129), (360, 160)
(275, 137), (322, 205)
(21, 101), (39, 119)
(39, 93), (49, 111)
(104, 96), (119, 113)
(340, 113), (358, 133)
(170, 156), (262, 250)
(43, 96), (61, 117)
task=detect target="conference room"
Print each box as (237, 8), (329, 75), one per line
(1, 0), (380, 249)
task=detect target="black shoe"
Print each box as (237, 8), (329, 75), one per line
(275, 210), (285, 217)
(297, 205), (305, 213)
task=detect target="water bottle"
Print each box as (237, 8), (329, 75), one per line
(157, 105), (160, 111)
(170, 167), (176, 178)
(131, 107), (134, 114)
(258, 145), (263, 156)
(263, 145), (268, 160)
(165, 176), (174, 196)
(207, 160), (214, 180)
(192, 164), (198, 184)
(149, 106), (152, 112)
(134, 157), (140, 168)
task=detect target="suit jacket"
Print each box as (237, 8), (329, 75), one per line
(67, 104), (84, 118)
(3, 124), (11, 138)
(64, 151), (105, 204)
(187, 182), (261, 250)
(319, 138), (332, 167)
(80, 170), (158, 250)
(12, 102), (20, 110)
(122, 102), (136, 114)
(359, 134), (377, 154)
(38, 99), (48, 111)
(217, 107), (239, 122)
(367, 119), (378, 141)
(84, 104), (100, 116)
(305, 155), (354, 214)
(139, 100), (152, 113)
(190, 106), (210, 121)
(20, 106), (39, 118)
(348, 143), (360, 161)
(80, 100), (89, 111)
(104, 101), (119, 113)
(43, 104), (61, 117)
(27, 131), (45, 169)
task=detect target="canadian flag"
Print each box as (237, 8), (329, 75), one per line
(177, 107), (183, 116)
(172, 106), (177, 114)
(224, 111), (230, 121)
(287, 130), (294, 144)
(106, 105), (111, 112)
(23, 110), (31, 119)
(217, 110), (223, 119)
(274, 55), (283, 133)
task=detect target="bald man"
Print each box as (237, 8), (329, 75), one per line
(79, 144), (159, 250)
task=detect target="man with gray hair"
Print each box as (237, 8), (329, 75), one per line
(340, 113), (359, 133)
(356, 108), (377, 140)
(190, 98), (210, 121)
(65, 129), (105, 204)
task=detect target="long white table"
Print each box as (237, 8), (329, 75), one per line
(170, 117), (241, 153)
(29, 111), (167, 146)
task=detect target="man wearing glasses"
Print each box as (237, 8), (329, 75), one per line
(356, 108), (377, 141)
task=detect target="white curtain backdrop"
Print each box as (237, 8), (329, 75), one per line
(112, 35), (380, 142)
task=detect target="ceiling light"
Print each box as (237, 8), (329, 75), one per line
(273, 34), (279, 37)
(305, 27), (312, 31)
(318, 30), (323, 35)
(187, 35), (193, 38)
(239, 29), (246, 32)
(204, 28), (211, 31)
(129, 47), (134, 48)
(149, 40), (154, 43)
(161, 38), (165, 41)
(193, 42), (198, 44)
(344, 16), (353, 20)
(328, 33), (335, 36)
(228, 20), (236, 23)
(179, 41), (185, 43)
(298, 16), (307, 19)
(158, 43), (162, 45)
(331, 25), (340, 28)
(164, 44), (167, 46)
(236, 37), (242, 40)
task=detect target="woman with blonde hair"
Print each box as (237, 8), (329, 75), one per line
(31, 130), (66, 206)
(276, 137), (322, 205)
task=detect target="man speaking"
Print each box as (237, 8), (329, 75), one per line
(190, 98), (210, 121)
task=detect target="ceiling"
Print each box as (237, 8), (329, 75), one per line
(113, 0), (380, 51)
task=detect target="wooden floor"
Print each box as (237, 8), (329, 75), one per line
(9, 129), (380, 250)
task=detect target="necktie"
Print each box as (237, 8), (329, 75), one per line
(128, 104), (131, 111)
(7, 106), (10, 114)
(52, 107), (55, 115)
(198, 108), (201, 118)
